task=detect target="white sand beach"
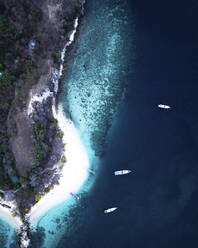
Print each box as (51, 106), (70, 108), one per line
(0, 204), (22, 229)
(29, 105), (90, 223)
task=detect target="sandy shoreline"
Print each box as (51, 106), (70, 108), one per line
(28, 105), (90, 224)
(0, 204), (22, 229)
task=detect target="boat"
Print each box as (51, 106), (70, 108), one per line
(88, 169), (95, 175)
(70, 192), (80, 200)
(104, 207), (118, 214)
(158, 104), (170, 109)
(114, 170), (131, 176)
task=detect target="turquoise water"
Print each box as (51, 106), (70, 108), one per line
(0, 219), (19, 248)
(61, 0), (134, 156)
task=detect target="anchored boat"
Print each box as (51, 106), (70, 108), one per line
(114, 170), (131, 176)
(104, 207), (118, 214)
(70, 192), (80, 200)
(158, 104), (170, 109)
(88, 169), (95, 175)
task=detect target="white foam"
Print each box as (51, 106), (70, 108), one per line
(28, 105), (89, 223)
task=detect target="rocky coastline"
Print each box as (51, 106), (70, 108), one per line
(0, 0), (85, 218)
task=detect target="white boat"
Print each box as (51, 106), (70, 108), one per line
(88, 169), (95, 175)
(114, 170), (131, 176)
(70, 192), (80, 200)
(104, 207), (118, 214)
(158, 104), (170, 109)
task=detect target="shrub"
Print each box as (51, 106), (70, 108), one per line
(61, 156), (67, 163)
(33, 142), (48, 163)
(56, 129), (64, 138)
(12, 212), (17, 217)
(35, 193), (41, 202)
(33, 123), (45, 141)
(0, 70), (16, 89)
(44, 187), (50, 193)
(53, 118), (58, 125)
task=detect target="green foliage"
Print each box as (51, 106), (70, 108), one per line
(44, 187), (50, 193)
(35, 193), (41, 202)
(53, 118), (58, 125)
(0, 70), (16, 89)
(56, 129), (64, 138)
(33, 142), (48, 163)
(44, 184), (54, 193)
(33, 123), (45, 141)
(61, 156), (67, 163)
(0, 164), (17, 190)
(12, 212), (17, 217)
(25, 208), (29, 213)
(33, 123), (49, 163)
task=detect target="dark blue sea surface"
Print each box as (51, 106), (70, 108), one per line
(57, 0), (198, 248)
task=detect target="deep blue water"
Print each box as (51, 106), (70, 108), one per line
(57, 0), (198, 248)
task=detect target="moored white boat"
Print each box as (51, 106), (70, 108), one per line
(70, 192), (80, 200)
(114, 170), (131, 176)
(104, 207), (118, 214)
(88, 169), (95, 175)
(158, 104), (170, 109)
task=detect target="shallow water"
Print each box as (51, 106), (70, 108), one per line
(0, 219), (19, 248)
(27, 0), (134, 247)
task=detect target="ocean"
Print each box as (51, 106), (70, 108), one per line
(1, 0), (198, 247)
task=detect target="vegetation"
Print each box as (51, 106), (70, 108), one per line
(12, 212), (17, 217)
(0, 3), (26, 190)
(56, 129), (64, 138)
(61, 156), (67, 163)
(44, 184), (54, 193)
(33, 123), (49, 163)
(33, 123), (45, 140)
(20, 217), (25, 222)
(35, 193), (41, 202)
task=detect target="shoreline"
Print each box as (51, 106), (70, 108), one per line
(0, 204), (21, 229)
(28, 105), (90, 224)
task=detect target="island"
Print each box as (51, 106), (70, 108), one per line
(0, 0), (84, 222)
